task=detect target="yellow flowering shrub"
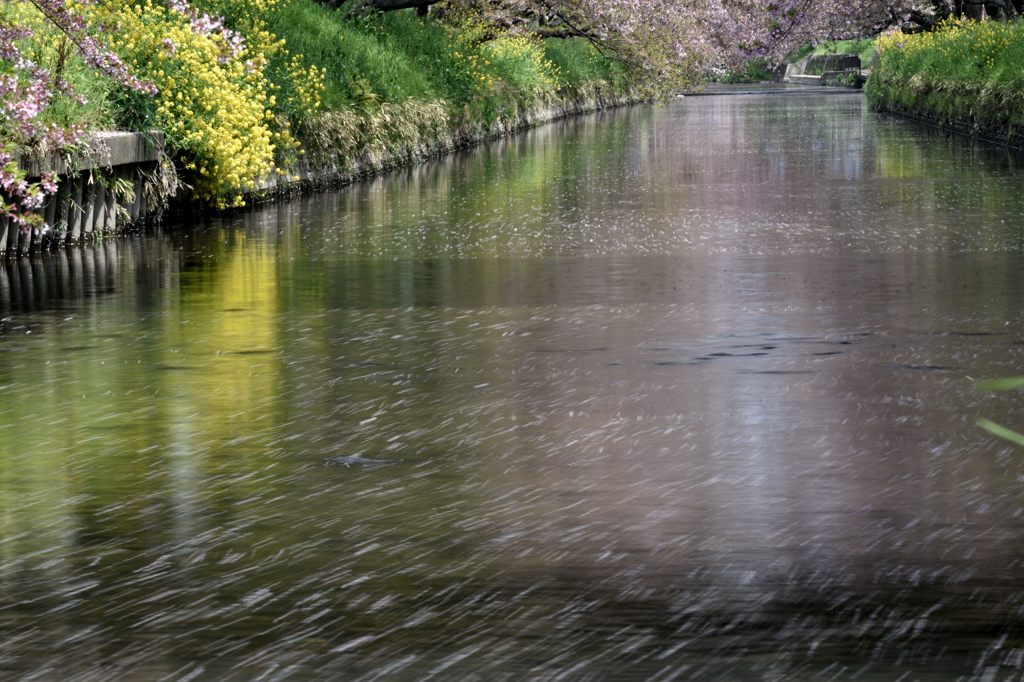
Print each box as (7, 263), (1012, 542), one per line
(868, 17), (1024, 133)
(195, 0), (324, 118)
(438, 12), (558, 117)
(483, 35), (560, 100)
(873, 17), (1019, 82)
(445, 16), (496, 100)
(82, 0), (323, 207)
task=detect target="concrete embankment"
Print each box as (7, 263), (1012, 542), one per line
(869, 98), (1024, 151)
(784, 54), (865, 88)
(8, 92), (639, 257)
(3, 132), (164, 257)
(244, 92), (640, 203)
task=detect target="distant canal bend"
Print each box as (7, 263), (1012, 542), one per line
(3, 90), (1024, 679)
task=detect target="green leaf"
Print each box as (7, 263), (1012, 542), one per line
(976, 377), (1024, 391)
(977, 418), (1024, 447)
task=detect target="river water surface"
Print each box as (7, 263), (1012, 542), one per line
(3, 90), (1024, 680)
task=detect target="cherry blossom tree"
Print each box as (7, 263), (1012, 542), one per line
(1, 0), (154, 228)
(340, 0), (1017, 86)
(334, 0), (916, 88)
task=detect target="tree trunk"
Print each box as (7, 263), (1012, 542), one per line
(367, 0), (440, 10)
(321, 0), (440, 11)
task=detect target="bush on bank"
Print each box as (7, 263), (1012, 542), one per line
(1, 0), (630, 215)
(82, 0), (325, 207)
(867, 19), (1024, 137)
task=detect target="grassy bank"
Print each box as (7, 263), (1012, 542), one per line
(867, 19), (1024, 141)
(788, 38), (876, 66)
(3, 0), (631, 210)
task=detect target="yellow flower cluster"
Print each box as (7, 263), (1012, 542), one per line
(448, 19), (496, 97)
(875, 17), (1020, 80)
(202, 0), (324, 117)
(868, 16), (1024, 132)
(484, 35), (560, 97)
(2, 1), (46, 33)
(285, 53), (324, 114)
(81, 0), (323, 207)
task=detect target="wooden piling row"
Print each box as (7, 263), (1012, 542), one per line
(0, 240), (123, 313)
(1, 165), (160, 257)
(3, 132), (164, 258)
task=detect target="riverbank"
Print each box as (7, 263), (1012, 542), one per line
(1, 89), (640, 257)
(3, 0), (636, 244)
(866, 19), (1024, 149)
(242, 90), (640, 204)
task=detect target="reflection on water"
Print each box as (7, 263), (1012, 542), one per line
(2, 92), (1024, 679)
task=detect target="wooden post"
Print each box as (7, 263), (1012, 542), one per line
(68, 175), (85, 244)
(103, 182), (116, 233)
(89, 181), (106, 236)
(15, 223), (28, 256)
(0, 260), (9, 308)
(0, 216), (8, 256)
(130, 169), (144, 222)
(54, 177), (71, 245)
(44, 191), (57, 237)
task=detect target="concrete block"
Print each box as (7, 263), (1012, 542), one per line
(22, 131), (164, 176)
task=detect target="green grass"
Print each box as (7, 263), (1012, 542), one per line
(789, 38), (876, 66)
(543, 37), (629, 94)
(269, 3), (444, 108)
(269, 1), (628, 115)
(268, 1), (635, 168)
(866, 19), (1024, 136)
(976, 375), (1024, 446)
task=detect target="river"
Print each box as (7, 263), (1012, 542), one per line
(2, 90), (1024, 679)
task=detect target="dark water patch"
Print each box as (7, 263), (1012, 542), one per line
(649, 360), (703, 366)
(706, 351), (773, 358)
(787, 338), (856, 346)
(324, 455), (397, 468)
(936, 331), (1005, 337)
(738, 369), (817, 375)
(891, 363), (957, 372)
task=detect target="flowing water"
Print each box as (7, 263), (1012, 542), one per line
(3, 90), (1024, 680)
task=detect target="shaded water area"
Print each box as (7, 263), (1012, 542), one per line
(4, 91), (1024, 679)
